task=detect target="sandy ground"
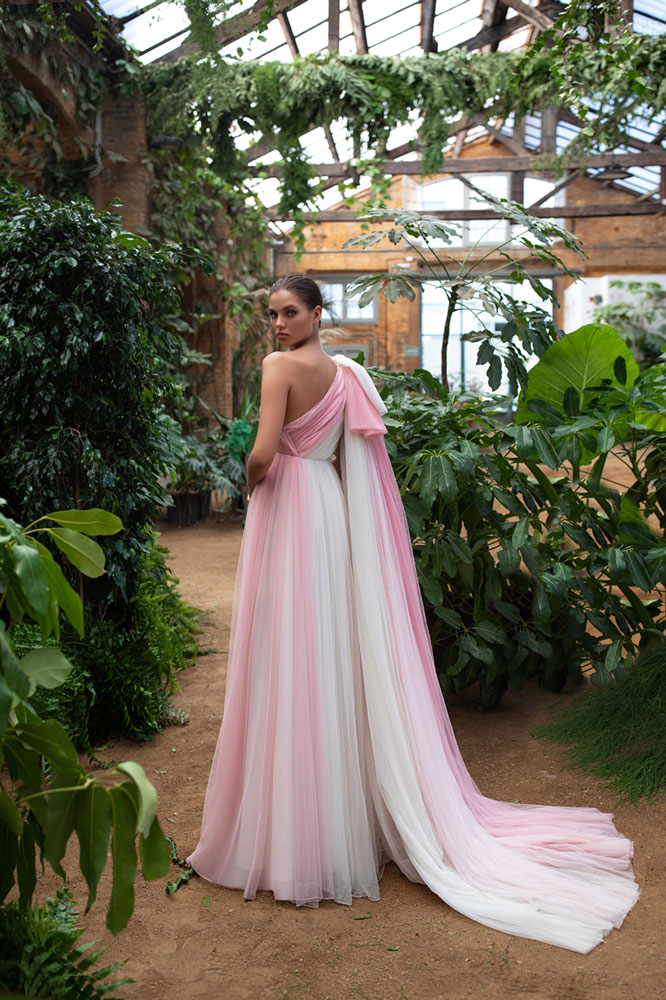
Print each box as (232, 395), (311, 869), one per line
(36, 514), (665, 1000)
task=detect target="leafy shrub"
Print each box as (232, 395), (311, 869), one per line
(534, 640), (666, 802)
(11, 538), (200, 748)
(375, 324), (666, 707)
(0, 887), (130, 1000)
(0, 177), (208, 605)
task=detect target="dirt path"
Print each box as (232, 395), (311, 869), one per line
(45, 519), (664, 1000)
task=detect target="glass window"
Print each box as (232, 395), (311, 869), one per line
(419, 173), (564, 247)
(319, 280), (378, 325)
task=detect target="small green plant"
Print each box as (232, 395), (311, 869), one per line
(0, 886), (131, 999)
(534, 641), (666, 801)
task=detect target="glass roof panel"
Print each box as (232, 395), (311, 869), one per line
(96, 0), (665, 209)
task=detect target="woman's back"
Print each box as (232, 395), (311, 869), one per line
(276, 348), (339, 425)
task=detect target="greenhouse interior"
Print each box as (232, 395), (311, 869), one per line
(1, 0), (666, 997)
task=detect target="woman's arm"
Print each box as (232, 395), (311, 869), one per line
(246, 353), (290, 497)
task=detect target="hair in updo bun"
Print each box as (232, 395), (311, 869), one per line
(269, 273), (323, 311)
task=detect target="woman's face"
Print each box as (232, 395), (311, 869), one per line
(268, 289), (322, 350)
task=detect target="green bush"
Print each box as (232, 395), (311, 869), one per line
(0, 177), (208, 605)
(375, 324), (666, 708)
(0, 887), (130, 1000)
(11, 539), (200, 748)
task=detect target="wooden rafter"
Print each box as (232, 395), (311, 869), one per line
(527, 170), (579, 208)
(276, 11), (299, 56)
(421, 0), (437, 54)
(458, 1), (563, 49)
(266, 203), (662, 222)
(483, 121), (530, 156)
(250, 149), (666, 179)
(119, 0), (165, 26)
(157, 0), (311, 63)
(348, 0), (369, 54)
(500, 0), (555, 31)
(540, 106), (558, 155)
(328, 0), (340, 51)
(480, 0), (507, 53)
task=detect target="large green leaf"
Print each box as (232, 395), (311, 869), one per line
(44, 766), (84, 875)
(139, 815), (170, 880)
(40, 556), (84, 636)
(107, 783), (139, 936)
(17, 820), (36, 909)
(19, 646), (74, 696)
(116, 761), (158, 838)
(0, 790), (23, 837)
(15, 717), (78, 772)
(44, 508), (123, 536)
(75, 783), (113, 912)
(0, 817), (19, 901)
(516, 324), (639, 423)
(12, 544), (50, 616)
(45, 527), (106, 578)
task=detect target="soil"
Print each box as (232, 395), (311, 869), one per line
(38, 510), (665, 1000)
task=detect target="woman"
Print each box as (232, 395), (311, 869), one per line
(187, 274), (639, 953)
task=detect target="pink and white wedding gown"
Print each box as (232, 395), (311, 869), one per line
(187, 356), (639, 953)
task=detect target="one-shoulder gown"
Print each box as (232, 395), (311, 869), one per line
(187, 356), (639, 953)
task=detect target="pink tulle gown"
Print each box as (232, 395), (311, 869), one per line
(187, 356), (639, 953)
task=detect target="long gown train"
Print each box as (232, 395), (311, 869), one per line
(187, 356), (639, 953)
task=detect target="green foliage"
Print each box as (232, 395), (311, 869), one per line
(0, 508), (170, 936)
(517, 323), (639, 417)
(0, 179), (208, 606)
(0, 4), (115, 195)
(592, 280), (666, 370)
(534, 641), (666, 802)
(0, 886), (131, 999)
(11, 538), (201, 748)
(137, 22), (666, 222)
(344, 204), (584, 391)
(376, 324), (666, 707)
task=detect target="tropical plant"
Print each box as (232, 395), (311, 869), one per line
(375, 323), (666, 707)
(342, 201), (585, 389)
(0, 505), (170, 935)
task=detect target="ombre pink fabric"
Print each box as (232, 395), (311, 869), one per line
(187, 357), (639, 952)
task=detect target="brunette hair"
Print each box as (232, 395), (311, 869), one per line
(269, 273), (323, 311)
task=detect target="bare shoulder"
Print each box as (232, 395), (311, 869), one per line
(262, 351), (292, 372)
(261, 351), (293, 388)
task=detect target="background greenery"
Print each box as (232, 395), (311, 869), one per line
(376, 322), (666, 708)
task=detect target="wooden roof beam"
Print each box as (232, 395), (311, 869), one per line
(276, 11), (299, 56)
(250, 148), (666, 178)
(328, 0), (340, 51)
(157, 0), (311, 63)
(348, 0), (369, 54)
(266, 202), (662, 222)
(480, 0), (508, 52)
(421, 0), (437, 54)
(501, 0), (555, 31)
(457, 0), (563, 49)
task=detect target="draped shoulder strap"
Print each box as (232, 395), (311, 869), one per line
(331, 354), (387, 437)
